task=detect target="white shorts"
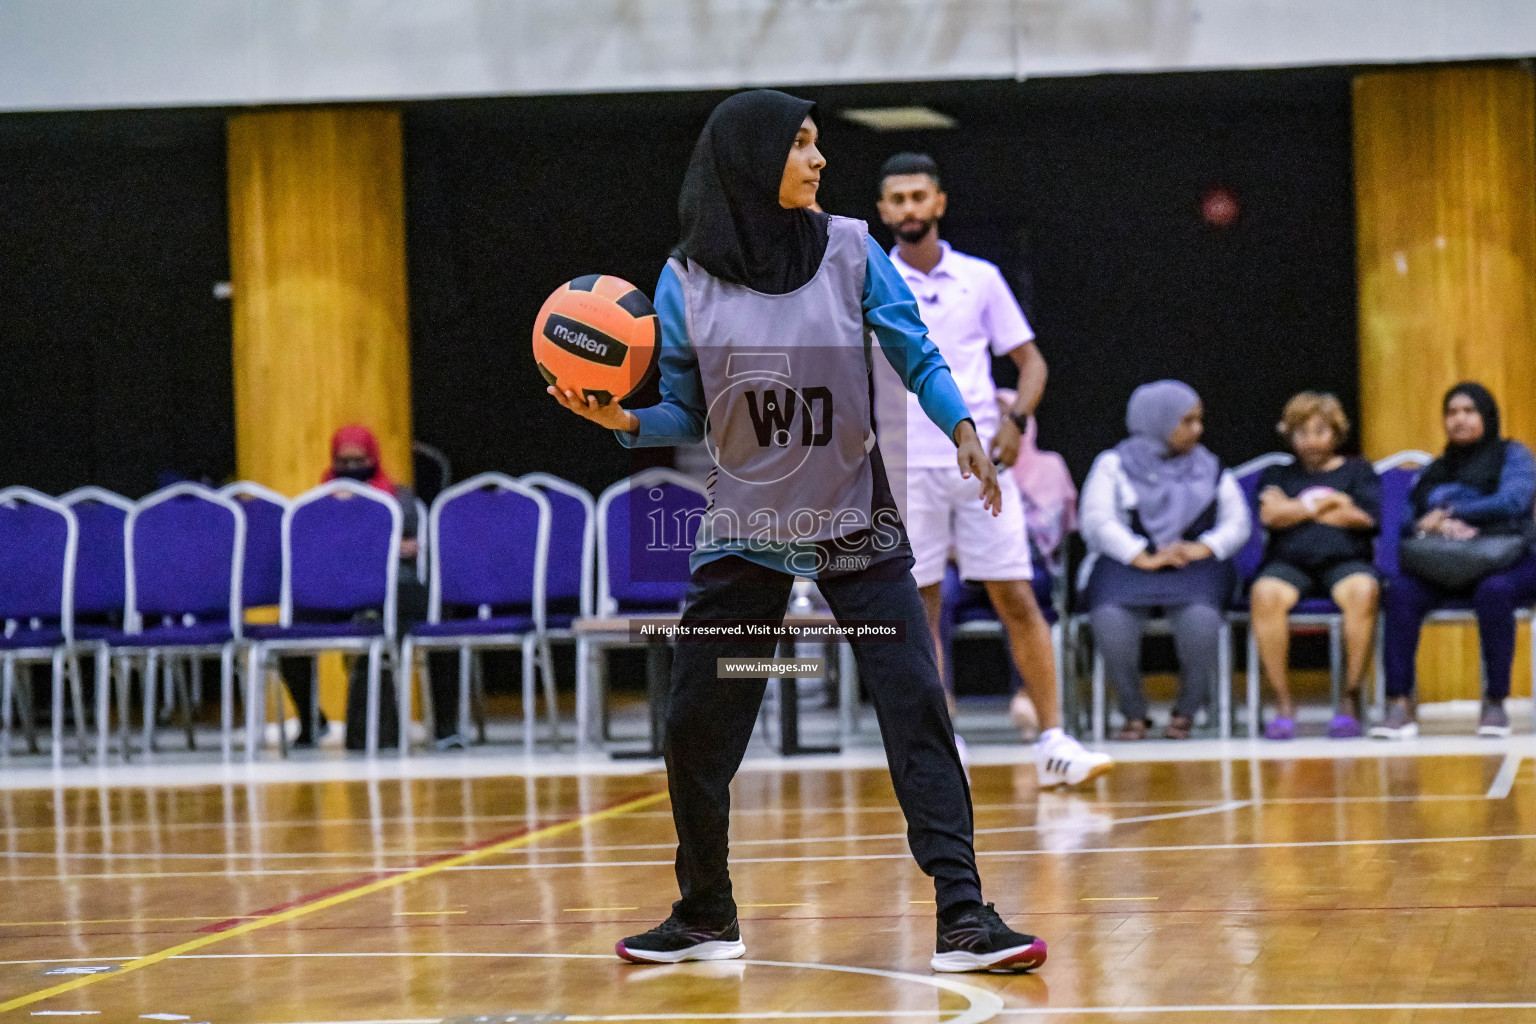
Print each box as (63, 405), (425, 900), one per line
(901, 464), (1033, 589)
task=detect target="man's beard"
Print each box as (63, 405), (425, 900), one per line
(895, 219), (936, 244)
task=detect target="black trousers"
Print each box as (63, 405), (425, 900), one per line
(667, 554), (982, 926)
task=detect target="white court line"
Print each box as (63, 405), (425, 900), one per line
(0, 792), (1508, 840)
(450, 830), (1536, 870)
(168, 952), (1003, 1024)
(11, 957), (1536, 1019)
(0, 959), (139, 966)
(1, 733), (1531, 791)
(245, 1018), (947, 1023)
(14, 830), (1536, 882)
(977, 801), (1249, 836)
(1488, 753), (1524, 799)
(0, 801), (1252, 861)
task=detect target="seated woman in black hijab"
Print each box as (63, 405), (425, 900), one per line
(549, 90), (1045, 973)
(1375, 383), (1536, 740)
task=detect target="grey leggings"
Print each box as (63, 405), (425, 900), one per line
(1090, 603), (1223, 722)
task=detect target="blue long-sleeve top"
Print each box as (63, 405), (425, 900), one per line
(1404, 440), (1536, 533)
(615, 234), (972, 577)
(618, 234), (969, 447)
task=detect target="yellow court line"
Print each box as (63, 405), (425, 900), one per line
(0, 790), (669, 1015)
(561, 907), (638, 912)
(1080, 896), (1159, 902)
(738, 903), (805, 908)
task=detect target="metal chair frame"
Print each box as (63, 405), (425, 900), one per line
(578, 469), (706, 752)
(60, 486), (134, 762)
(113, 483), (245, 761)
(398, 473), (552, 755)
(0, 487), (83, 767)
(518, 472), (597, 746)
(245, 479), (402, 760)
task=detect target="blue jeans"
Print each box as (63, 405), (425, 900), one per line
(1383, 552), (1536, 701)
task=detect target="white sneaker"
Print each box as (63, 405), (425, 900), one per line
(1035, 732), (1114, 787)
(1368, 703), (1418, 740)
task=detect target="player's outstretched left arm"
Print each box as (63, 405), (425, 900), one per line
(954, 420), (1003, 516)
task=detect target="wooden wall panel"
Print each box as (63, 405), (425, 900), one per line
(228, 107), (413, 496)
(1355, 65), (1536, 703)
(228, 107), (413, 725)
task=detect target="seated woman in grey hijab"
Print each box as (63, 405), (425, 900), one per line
(1078, 381), (1251, 739)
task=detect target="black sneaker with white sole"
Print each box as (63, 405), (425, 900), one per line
(616, 915), (746, 964)
(931, 902), (1047, 973)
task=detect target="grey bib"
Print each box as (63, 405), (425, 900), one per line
(672, 216), (875, 544)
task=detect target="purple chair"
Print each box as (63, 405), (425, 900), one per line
(60, 487), (133, 761)
(577, 469), (706, 751)
(221, 484), (289, 757)
(111, 484), (245, 761)
(522, 473), (596, 745)
(0, 488), (81, 765)
(245, 479), (401, 759)
(401, 474), (551, 754)
(221, 482), (289, 609)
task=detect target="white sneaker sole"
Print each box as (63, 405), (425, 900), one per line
(1368, 723), (1418, 740)
(616, 939), (745, 964)
(931, 938), (1048, 973)
(1477, 725), (1512, 738)
(1036, 756), (1115, 788)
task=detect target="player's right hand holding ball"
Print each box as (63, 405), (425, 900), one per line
(548, 386), (639, 434)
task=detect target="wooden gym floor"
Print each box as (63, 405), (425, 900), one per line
(0, 748), (1533, 1022)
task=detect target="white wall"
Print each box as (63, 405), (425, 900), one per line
(1, 0), (1532, 112)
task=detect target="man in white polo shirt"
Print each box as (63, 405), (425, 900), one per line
(874, 152), (1111, 787)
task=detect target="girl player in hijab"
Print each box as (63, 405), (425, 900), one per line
(549, 90), (1047, 973)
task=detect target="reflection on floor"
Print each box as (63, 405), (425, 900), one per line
(0, 736), (1534, 1020)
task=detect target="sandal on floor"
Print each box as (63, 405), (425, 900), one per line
(1264, 716), (1296, 740)
(1163, 715), (1194, 740)
(1327, 713), (1363, 738)
(1115, 718), (1150, 741)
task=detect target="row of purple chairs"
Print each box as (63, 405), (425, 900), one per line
(0, 483), (251, 765)
(240, 473), (589, 759)
(4, 466), (860, 761)
(0, 473), (607, 763)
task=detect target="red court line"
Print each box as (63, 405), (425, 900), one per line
(198, 806), (659, 933)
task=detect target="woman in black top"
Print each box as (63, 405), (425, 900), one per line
(1251, 393), (1380, 739)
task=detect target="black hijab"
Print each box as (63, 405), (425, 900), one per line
(673, 90), (831, 295)
(1411, 381), (1508, 510)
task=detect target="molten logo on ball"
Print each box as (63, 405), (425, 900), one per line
(544, 314), (627, 368)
